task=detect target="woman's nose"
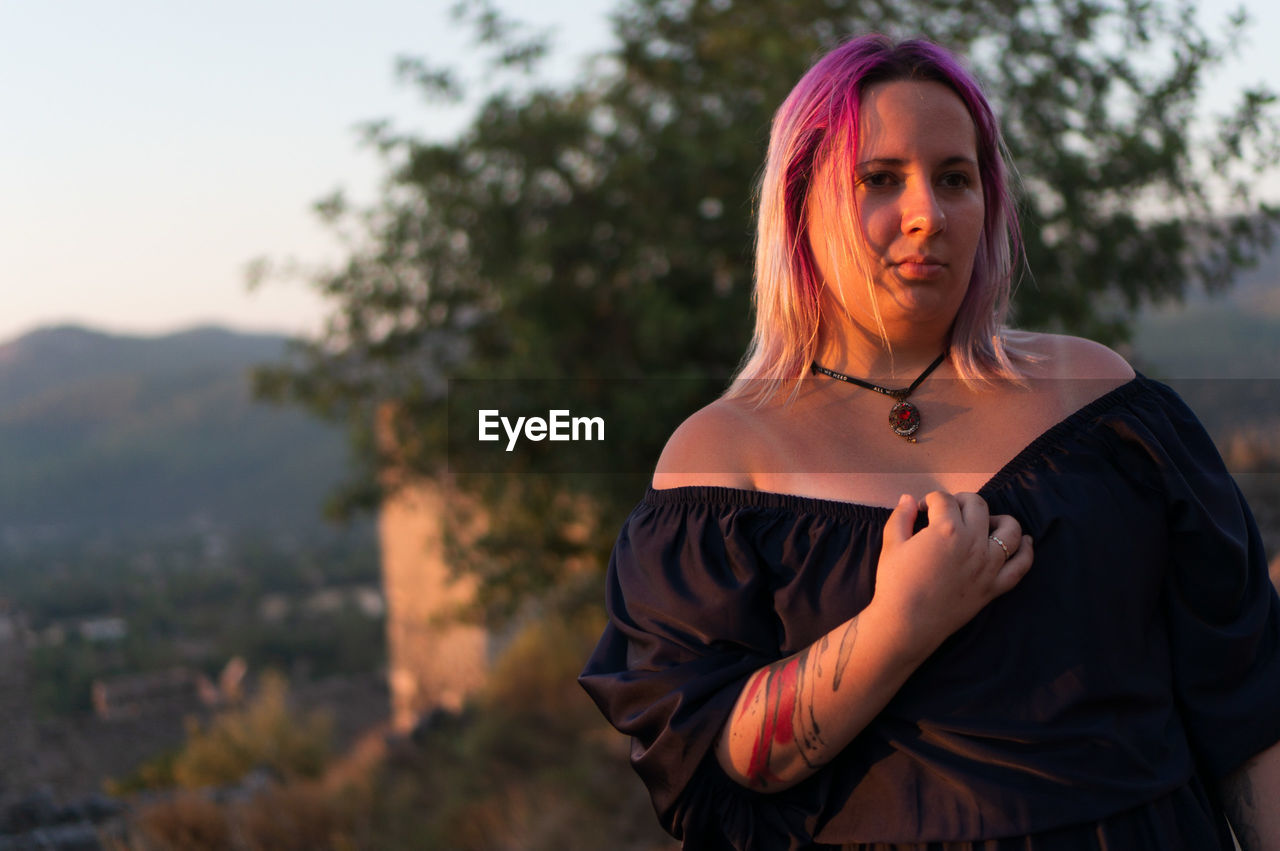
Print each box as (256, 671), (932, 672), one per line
(900, 183), (945, 235)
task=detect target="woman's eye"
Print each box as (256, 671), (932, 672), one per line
(939, 172), (972, 189)
(860, 172), (897, 188)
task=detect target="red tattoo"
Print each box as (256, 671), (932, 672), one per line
(745, 656), (801, 784)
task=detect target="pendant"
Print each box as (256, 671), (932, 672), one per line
(889, 400), (921, 442)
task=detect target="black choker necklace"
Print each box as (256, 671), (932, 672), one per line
(811, 352), (947, 443)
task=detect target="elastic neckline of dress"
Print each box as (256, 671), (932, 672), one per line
(645, 483), (893, 519)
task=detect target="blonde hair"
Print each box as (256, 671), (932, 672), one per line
(726, 35), (1024, 403)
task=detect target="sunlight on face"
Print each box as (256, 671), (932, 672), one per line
(807, 80), (984, 345)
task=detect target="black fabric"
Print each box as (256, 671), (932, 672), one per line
(579, 376), (1280, 850)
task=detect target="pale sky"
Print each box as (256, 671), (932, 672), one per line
(1, 1), (1277, 344)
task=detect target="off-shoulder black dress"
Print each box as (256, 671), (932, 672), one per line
(580, 376), (1280, 850)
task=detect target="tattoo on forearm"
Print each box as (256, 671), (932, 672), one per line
(796, 650), (823, 763)
(832, 619), (858, 691)
(741, 656), (800, 786)
(739, 622), (860, 788)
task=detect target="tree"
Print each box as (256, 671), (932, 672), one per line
(257, 0), (1279, 619)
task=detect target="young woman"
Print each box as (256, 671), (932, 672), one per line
(581, 35), (1280, 850)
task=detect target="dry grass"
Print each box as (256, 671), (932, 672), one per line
(127, 794), (230, 851)
(116, 611), (677, 851)
(237, 782), (360, 851)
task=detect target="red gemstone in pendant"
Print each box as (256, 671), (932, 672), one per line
(889, 400), (921, 438)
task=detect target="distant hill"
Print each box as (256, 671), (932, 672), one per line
(0, 325), (354, 540)
(1129, 258), (1280, 380)
(1125, 261), (1280, 442)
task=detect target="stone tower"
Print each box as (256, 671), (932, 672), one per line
(377, 409), (489, 732)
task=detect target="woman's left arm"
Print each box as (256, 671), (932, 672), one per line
(1223, 738), (1280, 851)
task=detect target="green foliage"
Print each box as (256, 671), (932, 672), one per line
(228, 604), (386, 678)
(259, 0), (1280, 618)
(108, 748), (182, 798)
(110, 673), (332, 795)
(9, 532), (382, 716)
(28, 640), (106, 714)
(173, 671), (332, 788)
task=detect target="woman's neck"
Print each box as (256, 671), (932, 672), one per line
(814, 318), (950, 382)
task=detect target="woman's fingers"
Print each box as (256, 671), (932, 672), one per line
(987, 514), (1023, 560)
(992, 534), (1034, 595)
(894, 493), (1033, 596)
(882, 493), (919, 548)
(985, 514), (1031, 596)
(922, 490), (962, 537)
(874, 493), (1034, 647)
(955, 492), (990, 537)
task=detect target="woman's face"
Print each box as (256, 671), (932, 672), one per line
(806, 80), (984, 344)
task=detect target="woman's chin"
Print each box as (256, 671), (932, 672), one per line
(880, 288), (966, 330)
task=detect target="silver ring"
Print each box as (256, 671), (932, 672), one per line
(988, 534), (1009, 560)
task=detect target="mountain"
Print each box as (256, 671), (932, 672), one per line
(1129, 258), (1280, 380)
(0, 325), (354, 540)
(1125, 260), (1280, 444)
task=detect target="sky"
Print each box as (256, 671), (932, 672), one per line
(1, 0), (1277, 345)
(0, 0), (615, 344)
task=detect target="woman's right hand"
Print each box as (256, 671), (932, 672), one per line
(719, 491), (1033, 792)
(871, 491), (1033, 661)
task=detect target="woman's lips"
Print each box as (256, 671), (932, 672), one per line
(894, 258), (946, 279)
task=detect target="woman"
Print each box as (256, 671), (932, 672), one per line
(580, 35), (1280, 849)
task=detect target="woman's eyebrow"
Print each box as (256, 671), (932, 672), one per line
(854, 155), (978, 169)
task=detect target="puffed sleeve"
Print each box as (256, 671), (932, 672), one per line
(1131, 379), (1280, 780)
(579, 495), (825, 850)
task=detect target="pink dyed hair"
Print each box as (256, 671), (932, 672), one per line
(727, 35), (1024, 401)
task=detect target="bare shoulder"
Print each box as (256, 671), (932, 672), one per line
(1005, 329), (1135, 381)
(1002, 330), (1135, 418)
(651, 397), (762, 490)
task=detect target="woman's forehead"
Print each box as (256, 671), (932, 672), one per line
(854, 80), (978, 163)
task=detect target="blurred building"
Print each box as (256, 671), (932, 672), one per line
(91, 667), (218, 721)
